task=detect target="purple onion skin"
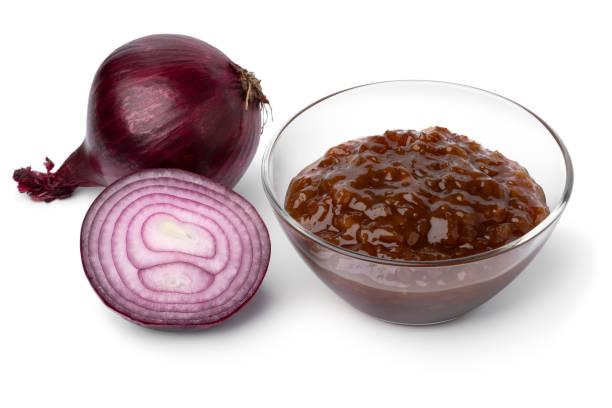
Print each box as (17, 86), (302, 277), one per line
(14, 34), (267, 201)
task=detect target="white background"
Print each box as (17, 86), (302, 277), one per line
(2, 1), (610, 407)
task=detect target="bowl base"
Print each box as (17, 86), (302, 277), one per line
(379, 315), (461, 326)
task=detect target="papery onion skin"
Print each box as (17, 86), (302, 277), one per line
(14, 34), (268, 202)
(80, 168), (270, 329)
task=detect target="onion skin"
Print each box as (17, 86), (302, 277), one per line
(81, 169), (270, 330)
(14, 34), (268, 202)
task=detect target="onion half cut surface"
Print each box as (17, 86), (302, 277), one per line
(80, 169), (270, 329)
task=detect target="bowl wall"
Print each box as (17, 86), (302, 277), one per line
(268, 81), (569, 213)
(278, 214), (557, 324)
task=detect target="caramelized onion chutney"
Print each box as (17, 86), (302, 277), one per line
(285, 127), (550, 261)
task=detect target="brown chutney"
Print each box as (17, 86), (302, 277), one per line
(285, 127), (550, 261)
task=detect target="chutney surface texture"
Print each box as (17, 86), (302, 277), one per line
(285, 127), (550, 261)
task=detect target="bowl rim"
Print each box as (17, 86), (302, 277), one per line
(261, 80), (574, 266)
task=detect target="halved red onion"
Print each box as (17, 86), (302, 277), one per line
(80, 169), (270, 329)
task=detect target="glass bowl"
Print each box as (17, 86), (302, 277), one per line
(262, 81), (573, 325)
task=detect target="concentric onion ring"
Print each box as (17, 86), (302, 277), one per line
(80, 169), (270, 329)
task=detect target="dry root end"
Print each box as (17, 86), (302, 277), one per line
(232, 63), (270, 110)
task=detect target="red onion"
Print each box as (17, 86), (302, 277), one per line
(80, 169), (270, 329)
(14, 34), (268, 202)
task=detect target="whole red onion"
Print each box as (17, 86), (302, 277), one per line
(13, 34), (268, 202)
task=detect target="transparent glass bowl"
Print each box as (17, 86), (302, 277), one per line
(262, 81), (573, 325)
